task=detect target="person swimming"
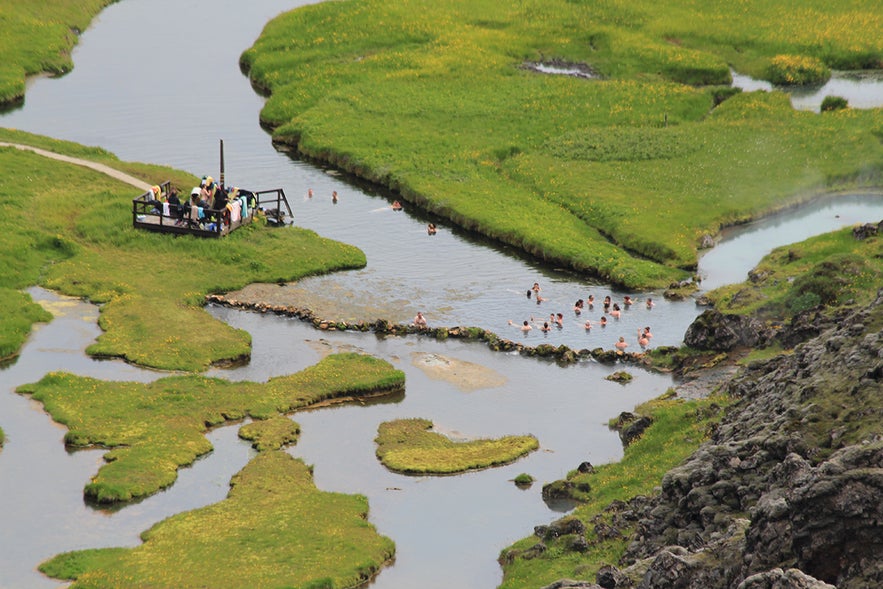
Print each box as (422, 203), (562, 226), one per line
(610, 303), (622, 319)
(615, 336), (629, 351)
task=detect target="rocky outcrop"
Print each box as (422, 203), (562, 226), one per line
(683, 308), (773, 351)
(610, 290), (883, 588)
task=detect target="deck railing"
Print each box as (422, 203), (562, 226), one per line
(132, 183), (292, 237)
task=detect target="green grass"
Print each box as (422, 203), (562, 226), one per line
(17, 353), (405, 503)
(39, 451), (395, 589)
(239, 415), (301, 452)
(704, 225), (883, 321)
(240, 0), (883, 288)
(0, 0), (114, 104)
(499, 393), (729, 588)
(375, 418), (539, 474)
(0, 130), (367, 370)
(0, 287), (52, 361)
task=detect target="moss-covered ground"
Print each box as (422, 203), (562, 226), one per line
(375, 418), (538, 474)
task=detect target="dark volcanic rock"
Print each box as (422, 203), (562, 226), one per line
(617, 290), (883, 588)
(684, 309), (773, 351)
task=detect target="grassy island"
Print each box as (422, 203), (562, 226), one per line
(39, 451), (396, 589)
(0, 129), (367, 370)
(18, 353), (405, 503)
(241, 0), (882, 288)
(375, 418), (538, 474)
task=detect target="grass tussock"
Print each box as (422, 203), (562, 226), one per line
(17, 353), (404, 503)
(39, 452), (395, 589)
(375, 418), (539, 474)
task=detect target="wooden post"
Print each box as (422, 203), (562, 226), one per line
(219, 139), (225, 190)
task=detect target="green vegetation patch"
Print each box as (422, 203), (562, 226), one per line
(239, 415), (301, 452)
(39, 451), (395, 589)
(0, 0), (114, 104)
(241, 0), (883, 288)
(0, 288), (52, 361)
(375, 418), (538, 474)
(0, 130), (366, 370)
(768, 54), (831, 86)
(17, 353), (404, 503)
(499, 393), (729, 588)
(704, 225), (883, 321)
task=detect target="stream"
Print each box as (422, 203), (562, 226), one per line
(0, 1), (881, 587)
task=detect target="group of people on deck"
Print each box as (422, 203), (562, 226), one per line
(147, 176), (255, 230)
(511, 282), (655, 351)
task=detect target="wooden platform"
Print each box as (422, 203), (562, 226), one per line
(133, 181), (292, 237)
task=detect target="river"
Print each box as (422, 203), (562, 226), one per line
(0, 1), (881, 588)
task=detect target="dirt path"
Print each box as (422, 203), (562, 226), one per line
(0, 141), (151, 191)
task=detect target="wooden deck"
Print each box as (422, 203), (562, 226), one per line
(133, 181), (293, 237)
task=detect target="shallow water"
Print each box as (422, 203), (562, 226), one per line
(0, 1), (881, 587)
(0, 289), (257, 589)
(731, 69), (883, 112)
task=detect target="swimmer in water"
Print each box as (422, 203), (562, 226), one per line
(615, 336), (629, 351)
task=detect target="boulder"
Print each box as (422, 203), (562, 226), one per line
(684, 309), (772, 351)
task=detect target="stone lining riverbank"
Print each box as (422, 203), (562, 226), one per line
(205, 294), (651, 366)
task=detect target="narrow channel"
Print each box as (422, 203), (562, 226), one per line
(0, 1), (881, 588)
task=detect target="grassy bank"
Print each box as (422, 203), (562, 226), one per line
(375, 418), (538, 474)
(40, 451), (395, 589)
(241, 0), (883, 288)
(499, 393), (729, 588)
(704, 224), (883, 321)
(0, 130), (367, 370)
(18, 353), (405, 503)
(0, 288), (53, 361)
(0, 0), (114, 104)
